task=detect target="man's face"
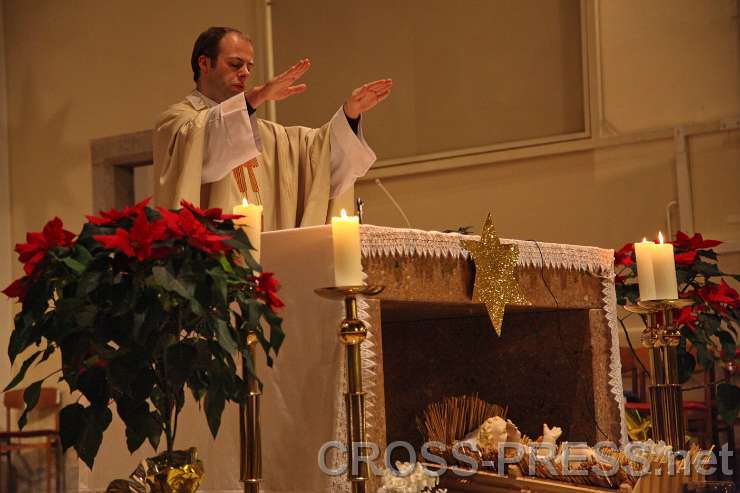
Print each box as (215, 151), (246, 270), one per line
(198, 32), (255, 103)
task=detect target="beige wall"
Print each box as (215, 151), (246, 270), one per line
(598, 0), (740, 133)
(0, 0), (12, 420)
(273, 0), (587, 160)
(356, 0), (740, 248)
(1, 0), (738, 446)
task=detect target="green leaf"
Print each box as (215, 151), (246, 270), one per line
(695, 345), (714, 371)
(76, 405), (113, 469)
(130, 369), (155, 402)
(204, 389), (225, 438)
(717, 383), (739, 425)
(697, 313), (721, 337)
(74, 306), (97, 328)
(146, 411), (163, 451)
(77, 367), (109, 406)
(681, 325), (701, 345)
(208, 269), (228, 303)
(4, 350), (42, 392)
(18, 380), (43, 430)
(224, 230), (260, 271)
(59, 403), (86, 451)
(266, 312), (285, 355)
(676, 267), (693, 285)
(74, 244), (94, 265)
(694, 261), (722, 277)
(8, 319), (32, 364)
(152, 266), (193, 299)
(61, 256), (86, 274)
(166, 343), (197, 389)
(175, 387), (185, 413)
(214, 319), (237, 354)
(677, 347), (696, 384)
(217, 254), (233, 273)
(118, 400), (160, 453)
(251, 332), (273, 368)
(697, 249), (717, 260)
(39, 344), (55, 364)
(245, 299), (262, 330)
(77, 270), (101, 296)
(717, 331), (736, 360)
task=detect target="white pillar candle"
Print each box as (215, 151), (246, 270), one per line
(233, 198), (263, 264)
(634, 238), (657, 301)
(652, 231), (678, 300)
(331, 209), (363, 286)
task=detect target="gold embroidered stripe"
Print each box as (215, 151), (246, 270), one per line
(232, 166), (249, 198)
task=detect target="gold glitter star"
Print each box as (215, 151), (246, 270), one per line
(461, 214), (530, 336)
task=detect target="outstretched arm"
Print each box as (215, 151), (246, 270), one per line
(343, 79), (393, 119)
(245, 58), (311, 108)
(245, 57), (393, 121)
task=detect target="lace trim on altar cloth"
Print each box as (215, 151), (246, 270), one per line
(359, 225), (615, 273)
(356, 225), (628, 446)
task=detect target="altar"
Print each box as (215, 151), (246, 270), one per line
(75, 224), (626, 493)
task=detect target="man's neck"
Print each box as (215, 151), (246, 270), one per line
(195, 83), (225, 104)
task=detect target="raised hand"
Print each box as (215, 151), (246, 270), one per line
(343, 79), (393, 119)
(246, 58), (311, 108)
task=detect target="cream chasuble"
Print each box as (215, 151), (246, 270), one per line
(152, 92), (367, 230)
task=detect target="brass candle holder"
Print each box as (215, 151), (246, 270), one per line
(315, 285), (384, 493)
(240, 332), (261, 493)
(624, 298), (693, 447)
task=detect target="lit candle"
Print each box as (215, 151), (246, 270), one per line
(652, 231), (678, 300)
(634, 238), (657, 301)
(233, 198), (263, 264)
(331, 209), (362, 286)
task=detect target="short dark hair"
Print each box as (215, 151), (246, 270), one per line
(191, 27), (250, 82)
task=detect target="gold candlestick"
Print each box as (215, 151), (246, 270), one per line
(624, 298), (693, 447)
(315, 285), (384, 493)
(240, 332), (261, 493)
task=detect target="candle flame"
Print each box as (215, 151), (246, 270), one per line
(242, 198), (249, 206)
(340, 208), (347, 218)
(658, 231), (664, 244)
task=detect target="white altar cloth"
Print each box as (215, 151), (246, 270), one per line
(75, 225), (625, 493)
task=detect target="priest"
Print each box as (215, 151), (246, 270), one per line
(152, 26), (392, 230)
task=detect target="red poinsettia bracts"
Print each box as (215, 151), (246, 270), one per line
(163, 208), (234, 254)
(94, 211), (168, 261)
(671, 231), (722, 251)
(15, 217), (76, 276)
(3, 217), (76, 301)
(2, 277), (30, 302)
(697, 280), (740, 308)
(614, 243), (635, 268)
(674, 306), (698, 331)
(86, 198), (151, 226)
(180, 200), (242, 221)
(253, 272), (284, 309)
(674, 251), (698, 265)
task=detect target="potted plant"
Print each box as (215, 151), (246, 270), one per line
(3, 199), (284, 489)
(614, 231), (739, 425)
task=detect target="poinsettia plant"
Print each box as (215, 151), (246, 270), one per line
(614, 231), (739, 424)
(2, 198), (284, 468)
